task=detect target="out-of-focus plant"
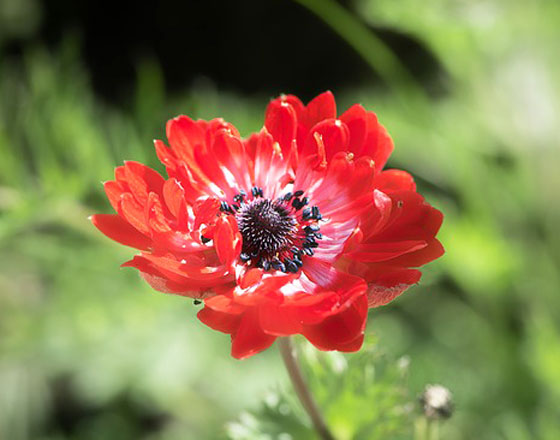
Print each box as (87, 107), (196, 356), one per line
(227, 339), (415, 440)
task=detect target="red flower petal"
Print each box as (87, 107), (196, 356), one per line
(371, 122), (394, 173)
(119, 193), (150, 235)
(166, 115), (205, 162)
(213, 216), (241, 266)
(302, 292), (368, 350)
(376, 169), (416, 192)
(162, 178), (186, 219)
(340, 104), (368, 155)
(258, 303), (303, 336)
(90, 214), (152, 250)
(146, 192), (172, 234)
(264, 99), (298, 157)
(231, 311), (277, 359)
(198, 307), (242, 334)
(302, 91), (337, 129)
(385, 239), (445, 267)
(366, 268), (422, 307)
(123, 161), (165, 205)
(154, 139), (177, 171)
(103, 181), (125, 212)
(336, 333), (365, 353)
(303, 119), (350, 160)
(348, 240), (428, 263)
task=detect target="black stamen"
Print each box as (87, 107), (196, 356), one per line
(311, 206), (322, 220)
(201, 235), (211, 244)
(304, 237), (316, 247)
(271, 260), (286, 273)
(240, 253), (251, 262)
(251, 186), (263, 197)
(304, 225), (320, 233)
(220, 201), (233, 214)
(285, 259), (299, 273)
(283, 192), (293, 201)
(302, 207), (312, 220)
(292, 198), (303, 210)
(293, 190), (304, 197)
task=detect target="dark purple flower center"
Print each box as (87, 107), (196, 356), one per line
(237, 199), (297, 259)
(220, 187), (323, 273)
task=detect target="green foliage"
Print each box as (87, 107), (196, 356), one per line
(227, 339), (413, 440)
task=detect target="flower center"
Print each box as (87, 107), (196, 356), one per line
(237, 199), (297, 259)
(220, 187), (323, 273)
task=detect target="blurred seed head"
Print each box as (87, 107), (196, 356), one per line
(419, 384), (454, 420)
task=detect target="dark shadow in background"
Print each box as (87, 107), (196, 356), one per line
(3, 0), (447, 104)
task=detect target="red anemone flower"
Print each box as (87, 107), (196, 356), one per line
(91, 92), (444, 359)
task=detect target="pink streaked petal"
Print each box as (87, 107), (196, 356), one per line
(310, 154), (375, 220)
(252, 129), (291, 198)
(211, 130), (252, 193)
(313, 217), (358, 263)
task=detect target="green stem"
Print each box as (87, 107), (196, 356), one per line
(278, 337), (335, 440)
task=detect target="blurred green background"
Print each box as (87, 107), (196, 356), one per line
(1, 0), (559, 438)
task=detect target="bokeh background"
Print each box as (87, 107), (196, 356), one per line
(1, 0), (559, 439)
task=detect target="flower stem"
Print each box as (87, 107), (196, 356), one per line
(278, 337), (335, 440)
